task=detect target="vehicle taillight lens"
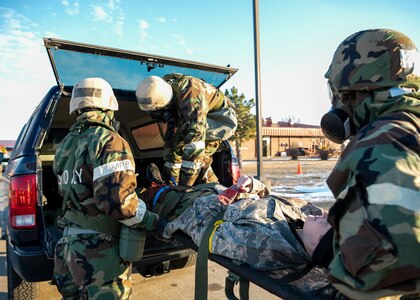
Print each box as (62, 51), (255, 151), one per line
(230, 157), (240, 185)
(9, 174), (37, 229)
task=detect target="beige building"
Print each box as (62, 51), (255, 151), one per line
(233, 118), (340, 160)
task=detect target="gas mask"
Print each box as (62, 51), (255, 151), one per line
(320, 108), (356, 144)
(321, 83), (357, 144)
(149, 105), (174, 123)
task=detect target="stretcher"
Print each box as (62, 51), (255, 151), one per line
(172, 231), (337, 300)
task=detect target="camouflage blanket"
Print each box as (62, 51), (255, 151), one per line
(164, 193), (314, 271)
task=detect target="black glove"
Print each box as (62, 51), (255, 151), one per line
(155, 218), (169, 241)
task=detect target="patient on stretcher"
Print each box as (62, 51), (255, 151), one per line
(139, 164), (334, 271)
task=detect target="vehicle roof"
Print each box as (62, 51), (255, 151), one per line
(44, 38), (238, 91)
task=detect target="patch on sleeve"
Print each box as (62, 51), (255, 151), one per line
(93, 159), (135, 181)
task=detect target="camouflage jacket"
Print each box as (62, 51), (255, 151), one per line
(326, 89), (420, 298)
(53, 111), (139, 221)
(163, 73), (226, 146)
(162, 74), (232, 182)
(163, 178), (327, 271)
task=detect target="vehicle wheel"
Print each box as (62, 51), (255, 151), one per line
(170, 253), (197, 269)
(6, 243), (38, 300)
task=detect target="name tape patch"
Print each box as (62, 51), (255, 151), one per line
(93, 159), (135, 181)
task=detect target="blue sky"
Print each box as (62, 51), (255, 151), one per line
(1, 0), (420, 140)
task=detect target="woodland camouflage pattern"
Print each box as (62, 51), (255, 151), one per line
(162, 73), (234, 186)
(53, 111), (139, 220)
(53, 110), (141, 299)
(161, 179), (327, 271)
(325, 29), (420, 299)
(54, 233), (131, 299)
(325, 29), (420, 94)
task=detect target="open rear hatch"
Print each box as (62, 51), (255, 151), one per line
(43, 37), (238, 91)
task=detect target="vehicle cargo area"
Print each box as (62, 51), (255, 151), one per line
(37, 93), (234, 272)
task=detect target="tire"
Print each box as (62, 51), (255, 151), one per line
(170, 253), (197, 269)
(6, 243), (38, 300)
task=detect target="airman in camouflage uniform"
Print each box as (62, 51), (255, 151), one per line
(136, 74), (236, 186)
(53, 78), (159, 299)
(140, 175), (333, 272)
(322, 29), (420, 299)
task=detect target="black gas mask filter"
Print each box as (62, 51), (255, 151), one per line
(111, 117), (120, 132)
(149, 102), (175, 123)
(149, 109), (172, 123)
(320, 108), (356, 144)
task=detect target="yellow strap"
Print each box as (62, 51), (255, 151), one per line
(208, 219), (224, 253)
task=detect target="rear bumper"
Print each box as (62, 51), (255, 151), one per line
(7, 232), (194, 282)
(136, 248), (194, 267)
(8, 242), (54, 282)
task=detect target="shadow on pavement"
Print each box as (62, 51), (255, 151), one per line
(0, 245), (6, 277)
(0, 239), (7, 300)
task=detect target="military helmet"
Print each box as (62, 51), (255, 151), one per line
(325, 29), (420, 95)
(136, 76), (173, 111)
(69, 78), (118, 114)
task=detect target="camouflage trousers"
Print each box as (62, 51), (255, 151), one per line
(140, 183), (220, 221)
(54, 233), (132, 299)
(163, 140), (221, 186)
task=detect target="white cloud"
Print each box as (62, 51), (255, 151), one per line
(137, 20), (150, 41)
(61, 0), (69, 6)
(139, 30), (149, 41)
(171, 34), (185, 45)
(156, 17), (166, 23)
(91, 2), (125, 35)
(92, 5), (109, 21)
(65, 2), (80, 16)
(107, 0), (116, 10)
(138, 19), (149, 30)
(114, 15), (124, 36)
(107, 0), (120, 11)
(0, 8), (55, 140)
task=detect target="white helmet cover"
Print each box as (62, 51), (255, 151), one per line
(135, 76), (173, 111)
(69, 77), (118, 114)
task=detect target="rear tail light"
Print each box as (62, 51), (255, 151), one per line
(230, 156), (240, 185)
(9, 174), (37, 229)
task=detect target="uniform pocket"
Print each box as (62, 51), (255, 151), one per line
(340, 218), (397, 278)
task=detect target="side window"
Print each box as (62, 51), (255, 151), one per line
(131, 122), (166, 150)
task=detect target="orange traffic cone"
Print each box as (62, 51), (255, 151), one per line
(297, 162), (303, 175)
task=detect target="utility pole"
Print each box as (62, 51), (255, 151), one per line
(253, 0), (264, 181)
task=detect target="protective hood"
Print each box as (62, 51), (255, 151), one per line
(353, 79), (420, 129)
(72, 110), (116, 133)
